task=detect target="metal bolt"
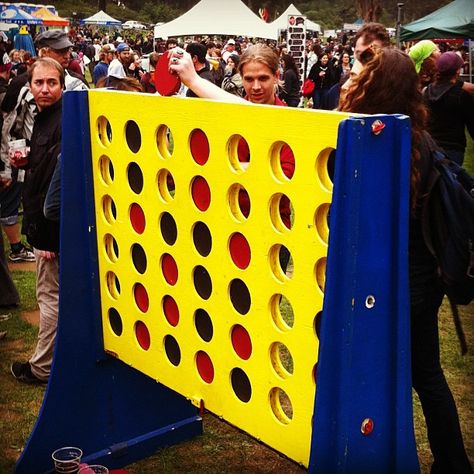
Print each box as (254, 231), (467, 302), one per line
(371, 119), (386, 135)
(365, 295), (376, 309)
(361, 418), (374, 435)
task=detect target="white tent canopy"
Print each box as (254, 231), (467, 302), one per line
(153, 0), (277, 40)
(271, 4), (321, 33)
(80, 10), (121, 26)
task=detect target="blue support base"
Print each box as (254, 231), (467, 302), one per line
(14, 91), (202, 474)
(309, 116), (419, 473)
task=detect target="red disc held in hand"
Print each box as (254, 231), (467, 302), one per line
(155, 50), (181, 96)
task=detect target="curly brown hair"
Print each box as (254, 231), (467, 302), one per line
(419, 56), (437, 88)
(339, 48), (428, 211)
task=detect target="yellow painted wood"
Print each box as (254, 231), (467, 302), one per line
(88, 89), (350, 466)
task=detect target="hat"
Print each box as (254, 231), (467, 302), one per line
(117, 43), (130, 53)
(226, 39), (236, 45)
(437, 51), (464, 75)
(35, 30), (73, 50)
(409, 40), (438, 74)
(228, 53), (240, 65)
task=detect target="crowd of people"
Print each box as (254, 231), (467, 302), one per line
(0, 22), (473, 474)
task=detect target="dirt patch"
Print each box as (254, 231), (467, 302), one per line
(21, 310), (39, 327)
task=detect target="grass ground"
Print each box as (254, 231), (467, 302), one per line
(0, 110), (472, 474)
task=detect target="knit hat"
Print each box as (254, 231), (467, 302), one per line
(437, 51), (464, 75)
(409, 40), (438, 74)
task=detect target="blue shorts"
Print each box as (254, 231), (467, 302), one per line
(0, 180), (22, 225)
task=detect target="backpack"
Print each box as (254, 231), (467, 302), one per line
(421, 137), (474, 353)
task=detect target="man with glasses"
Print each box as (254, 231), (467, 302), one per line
(337, 23), (390, 107)
(353, 23), (390, 63)
(35, 30), (89, 91)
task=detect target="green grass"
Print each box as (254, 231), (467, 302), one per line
(465, 132), (474, 175)
(1, 260), (472, 473)
(0, 136), (473, 471)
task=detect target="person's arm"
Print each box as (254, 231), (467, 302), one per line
(462, 80), (474, 96)
(44, 154), (61, 222)
(462, 91), (474, 141)
(168, 48), (246, 104)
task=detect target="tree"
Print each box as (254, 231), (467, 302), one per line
(98, 0), (106, 12)
(357, 0), (382, 22)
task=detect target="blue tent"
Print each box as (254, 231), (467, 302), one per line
(0, 5), (43, 25)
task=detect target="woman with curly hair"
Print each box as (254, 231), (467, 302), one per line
(340, 47), (472, 474)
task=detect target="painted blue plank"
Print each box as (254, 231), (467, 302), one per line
(309, 115), (419, 473)
(15, 90), (201, 474)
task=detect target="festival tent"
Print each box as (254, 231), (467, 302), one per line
(80, 10), (122, 27)
(400, 0), (474, 40)
(271, 4), (321, 34)
(0, 5), (43, 25)
(32, 7), (69, 27)
(153, 0), (277, 40)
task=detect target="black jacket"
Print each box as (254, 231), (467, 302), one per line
(307, 62), (337, 90)
(186, 63), (215, 97)
(424, 80), (474, 152)
(22, 98), (62, 252)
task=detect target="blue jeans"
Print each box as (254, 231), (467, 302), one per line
(312, 88), (329, 110)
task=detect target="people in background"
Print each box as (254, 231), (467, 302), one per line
(185, 42), (215, 98)
(423, 51), (474, 166)
(221, 53), (244, 97)
(279, 53), (301, 107)
(307, 53), (337, 109)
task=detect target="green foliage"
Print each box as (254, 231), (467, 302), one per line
(34, 0), (453, 30)
(464, 132), (473, 176)
(137, 2), (181, 25)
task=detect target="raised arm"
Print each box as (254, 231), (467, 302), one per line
(168, 47), (246, 104)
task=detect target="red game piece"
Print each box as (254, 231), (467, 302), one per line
(154, 50), (181, 96)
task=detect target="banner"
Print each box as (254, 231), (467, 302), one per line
(286, 15), (306, 85)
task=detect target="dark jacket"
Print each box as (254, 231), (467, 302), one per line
(186, 63), (215, 97)
(307, 62), (337, 90)
(22, 98), (62, 252)
(424, 79), (474, 152)
(1, 71), (28, 113)
(279, 68), (301, 107)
